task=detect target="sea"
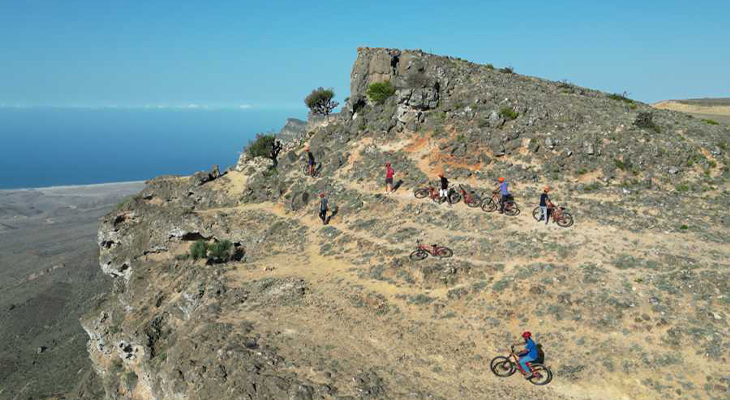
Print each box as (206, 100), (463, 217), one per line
(0, 108), (306, 189)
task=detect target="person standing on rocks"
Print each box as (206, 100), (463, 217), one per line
(496, 177), (510, 214)
(319, 193), (329, 225)
(306, 146), (315, 177)
(538, 186), (553, 224)
(385, 163), (395, 194)
(439, 173), (449, 201)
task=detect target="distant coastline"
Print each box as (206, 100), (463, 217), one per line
(0, 180), (147, 192)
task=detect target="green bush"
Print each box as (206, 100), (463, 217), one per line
(614, 159), (627, 171)
(304, 87), (338, 115)
(486, 63), (494, 70)
(499, 66), (514, 74)
(702, 119), (719, 125)
(608, 92), (635, 106)
(208, 240), (233, 262)
(499, 106), (518, 120)
(366, 81), (396, 104)
(675, 183), (689, 192)
(189, 240), (208, 260)
(246, 133), (276, 159)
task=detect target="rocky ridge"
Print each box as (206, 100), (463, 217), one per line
(78, 48), (729, 400)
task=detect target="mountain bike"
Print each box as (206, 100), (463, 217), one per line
(457, 184), (482, 208)
(413, 187), (461, 204)
(409, 239), (453, 260)
(481, 191), (520, 216)
(532, 205), (574, 227)
(490, 345), (552, 386)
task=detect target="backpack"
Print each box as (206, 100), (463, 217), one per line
(534, 343), (545, 364)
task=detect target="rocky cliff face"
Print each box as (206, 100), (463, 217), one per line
(79, 48), (729, 400)
(277, 118), (308, 143)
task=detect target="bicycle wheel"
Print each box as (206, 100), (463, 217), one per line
(466, 194), (482, 208)
(532, 206), (542, 221)
(448, 192), (462, 204)
(505, 203), (520, 216)
(557, 212), (574, 228)
(409, 249), (428, 261)
(490, 357), (516, 377)
(481, 198), (497, 212)
(414, 188), (429, 199)
(527, 364), (553, 385)
(436, 247), (453, 258)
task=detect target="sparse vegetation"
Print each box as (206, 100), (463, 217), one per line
(208, 240), (233, 263)
(125, 371), (139, 389)
(608, 92), (636, 108)
(247, 133), (276, 158)
(485, 63), (494, 70)
(189, 240), (208, 260)
(366, 81), (396, 104)
(702, 118), (719, 125)
(304, 87), (339, 115)
(634, 112), (661, 133)
(499, 66), (514, 74)
(499, 106), (518, 120)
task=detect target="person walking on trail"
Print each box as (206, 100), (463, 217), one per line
(385, 163), (395, 194)
(496, 177), (510, 214)
(538, 186), (553, 224)
(513, 331), (539, 379)
(439, 173), (449, 201)
(306, 147), (315, 177)
(319, 193), (328, 225)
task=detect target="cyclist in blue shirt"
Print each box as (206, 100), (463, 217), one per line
(515, 331), (538, 379)
(496, 177), (510, 213)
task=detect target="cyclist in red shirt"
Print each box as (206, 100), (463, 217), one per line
(385, 163), (394, 194)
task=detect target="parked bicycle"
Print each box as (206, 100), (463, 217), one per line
(481, 191), (520, 216)
(413, 186), (461, 204)
(532, 205), (574, 227)
(490, 345), (552, 385)
(409, 239), (453, 260)
(457, 184), (482, 208)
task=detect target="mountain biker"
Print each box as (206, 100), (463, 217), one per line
(538, 186), (554, 224)
(439, 173), (449, 201)
(319, 193), (328, 225)
(385, 163), (394, 194)
(513, 331), (539, 379)
(305, 147), (315, 176)
(495, 177), (510, 213)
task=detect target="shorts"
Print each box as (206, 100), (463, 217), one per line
(385, 177), (393, 184)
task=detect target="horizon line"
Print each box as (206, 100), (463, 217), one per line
(0, 103), (309, 111)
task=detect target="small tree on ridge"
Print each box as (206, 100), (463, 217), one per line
(304, 87), (339, 116)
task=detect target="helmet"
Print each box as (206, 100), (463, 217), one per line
(522, 331), (532, 339)
(544, 186), (550, 192)
(438, 173), (444, 177)
(305, 146), (310, 151)
(498, 177), (505, 183)
(319, 193), (325, 198)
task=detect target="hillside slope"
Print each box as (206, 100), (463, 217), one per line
(77, 48), (729, 400)
(653, 99), (730, 125)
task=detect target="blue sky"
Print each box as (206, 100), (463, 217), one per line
(1, 0), (728, 109)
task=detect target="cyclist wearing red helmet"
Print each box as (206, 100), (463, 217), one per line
(514, 331), (539, 379)
(496, 177), (510, 214)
